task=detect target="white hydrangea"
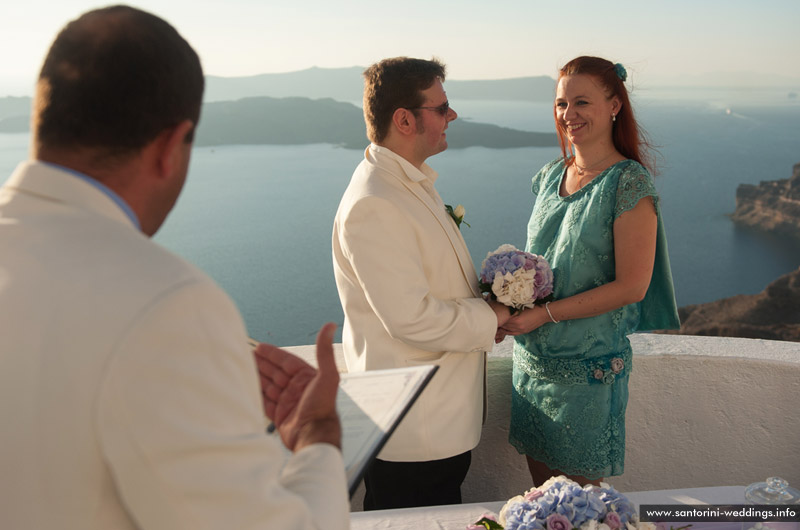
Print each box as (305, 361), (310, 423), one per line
(492, 268), (537, 309)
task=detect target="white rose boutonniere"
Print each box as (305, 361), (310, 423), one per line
(445, 203), (470, 229)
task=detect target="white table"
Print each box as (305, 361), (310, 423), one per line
(350, 486), (748, 530)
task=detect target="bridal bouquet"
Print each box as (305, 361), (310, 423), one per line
(468, 476), (656, 530)
(479, 244), (553, 313)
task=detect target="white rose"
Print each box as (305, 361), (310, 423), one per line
(454, 204), (465, 219)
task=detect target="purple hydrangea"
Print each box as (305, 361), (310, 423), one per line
(551, 482), (606, 528)
(594, 485), (637, 525)
(498, 478), (643, 530)
(505, 501), (546, 530)
(530, 256), (554, 300)
(529, 493), (558, 521)
(480, 247), (527, 283)
(479, 245), (553, 306)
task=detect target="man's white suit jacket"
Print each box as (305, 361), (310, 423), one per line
(332, 145), (497, 462)
(0, 161), (348, 530)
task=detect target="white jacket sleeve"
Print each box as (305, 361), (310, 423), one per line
(96, 279), (349, 530)
(337, 194), (496, 354)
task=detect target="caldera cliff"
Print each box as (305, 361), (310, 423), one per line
(730, 162), (800, 239)
(657, 267), (800, 342)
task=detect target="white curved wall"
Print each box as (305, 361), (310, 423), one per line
(284, 334), (800, 511)
(466, 334), (800, 504)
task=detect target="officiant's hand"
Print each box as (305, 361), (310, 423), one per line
(499, 306), (548, 336)
(253, 323), (342, 452)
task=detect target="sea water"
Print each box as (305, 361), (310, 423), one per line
(1, 94), (798, 346)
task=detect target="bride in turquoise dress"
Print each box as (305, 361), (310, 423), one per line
(498, 56), (680, 486)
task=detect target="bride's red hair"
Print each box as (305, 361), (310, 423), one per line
(555, 56), (656, 173)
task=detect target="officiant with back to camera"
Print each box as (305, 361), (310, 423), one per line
(0, 6), (348, 529)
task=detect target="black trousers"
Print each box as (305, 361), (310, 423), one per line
(362, 451), (472, 511)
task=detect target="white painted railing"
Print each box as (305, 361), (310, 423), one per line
(284, 334), (800, 510)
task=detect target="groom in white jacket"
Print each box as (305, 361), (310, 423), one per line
(332, 57), (511, 510)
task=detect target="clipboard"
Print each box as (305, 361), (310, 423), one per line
(251, 338), (438, 498)
(336, 364), (438, 497)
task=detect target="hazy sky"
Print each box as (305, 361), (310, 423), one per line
(2, 0), (799, 95)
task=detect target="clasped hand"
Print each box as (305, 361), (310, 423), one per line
(495, 305), (547, 343)
(252, 322), (342, 452)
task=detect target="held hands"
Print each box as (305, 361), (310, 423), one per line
(487, 299), (512, 327)
(497, 305), (549, 340)
(253, 323), (342, 452)
(486, 298), (547, 343)
(487, 299), (513, 344)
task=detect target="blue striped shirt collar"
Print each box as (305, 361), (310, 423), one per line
(40, 161), (141, 230)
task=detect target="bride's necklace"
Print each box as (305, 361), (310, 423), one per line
(574, 152), (616, 175)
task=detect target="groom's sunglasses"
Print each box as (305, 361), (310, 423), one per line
(408, 101), (450, 116)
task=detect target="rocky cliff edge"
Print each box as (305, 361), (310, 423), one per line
(730, 162), (800, 239)
(657, 267), (800, 342)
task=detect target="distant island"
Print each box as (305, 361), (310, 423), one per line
(196, 97), (556, 149)
(0, 95), (557, 150)
(203, 66), (556, 103)
(0, 96), (32, 131)
(730, 162), (800, 240)
(0, 67), (559, 149)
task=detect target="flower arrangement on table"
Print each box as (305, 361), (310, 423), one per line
(479, 244), (553, 314)
(467, 476), (656, 530)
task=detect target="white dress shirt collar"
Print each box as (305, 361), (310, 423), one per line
(367, 143), (439, 185)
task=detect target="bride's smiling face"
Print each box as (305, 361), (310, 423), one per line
(555, 74), (620, 148)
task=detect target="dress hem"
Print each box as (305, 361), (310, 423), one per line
(508, 435), (622, 480)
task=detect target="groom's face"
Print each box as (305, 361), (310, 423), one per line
(413, 79), (457, 161)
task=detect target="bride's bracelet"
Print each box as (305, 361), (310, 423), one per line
(545, 301), (560, 323)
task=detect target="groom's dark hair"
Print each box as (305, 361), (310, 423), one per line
(362, 57), (446, 144)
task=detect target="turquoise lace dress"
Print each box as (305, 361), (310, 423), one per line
(510, 158), (680, 478)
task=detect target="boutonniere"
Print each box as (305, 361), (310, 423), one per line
(445, 204), (470, 229)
